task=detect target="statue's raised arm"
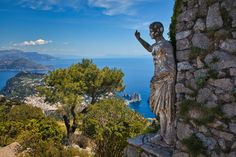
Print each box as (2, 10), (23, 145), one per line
(135, 30), (152, 52)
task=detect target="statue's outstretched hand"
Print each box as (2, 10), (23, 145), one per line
(135, 30), (141, 39)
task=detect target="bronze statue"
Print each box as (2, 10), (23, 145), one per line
(135, 22), (176, 145)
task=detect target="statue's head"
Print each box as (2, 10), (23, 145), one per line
(149, 22), (164, 39)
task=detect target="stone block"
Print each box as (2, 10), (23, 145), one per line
(177, 61), (193, 71)
(208, 78), (233, 91)
(176, 39), (191, 50)
(177, 8), (198, 22)
(176, 50), (191, 62)
(176, 122), (193, 140)
(192, 33), (210, 49)
(173, 152), (189, 157)
(206, 3), (223, 30)
(230, 68), (236, 76)
(229, 123), (236, 134)
(197, 88), (217, 103)
(211, 129), (234, 141)
(177, 72), (185, 82)
(176, 30), (192, 40)
(222, 103), (236, 118)
(219, 39), (236, 54)
(175, 83), (193, 94)
(230, 9), (236, 28)
(193, 18), (206, 32)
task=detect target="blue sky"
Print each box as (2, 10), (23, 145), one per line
(0, 0), (174, 58)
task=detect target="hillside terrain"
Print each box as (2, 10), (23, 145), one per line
(0, 49), (55, 70)
(1, 71), (45, 100)
(0, 58), (52, 70)
(0, 49), (55, 61)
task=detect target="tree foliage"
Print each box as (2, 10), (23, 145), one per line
(81, 98), (148, 157)
(39, 59), (125, 138)
(42, 59), (125, 104)
(0, 97), (92, 157)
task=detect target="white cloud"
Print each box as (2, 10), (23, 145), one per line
(18, 0), (81, 11)
(88, 0), (134, 15)
(17, 0), (154, 15)
(14, 39), (52, 46)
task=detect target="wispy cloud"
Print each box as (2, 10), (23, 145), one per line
(13, 39), (52, 46)
(18, 0), (81, 11)
(17, 0), (154, 15)
(88, 0), (135, 16)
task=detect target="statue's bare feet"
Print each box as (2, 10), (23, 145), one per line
(148, 134), (163, 144)
(148, 134), (173, 147)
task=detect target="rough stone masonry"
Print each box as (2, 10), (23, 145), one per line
(124, 0), (236, 156)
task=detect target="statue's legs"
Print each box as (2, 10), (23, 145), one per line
(163, 111), (176, 145)
(159, 110), (167, 137)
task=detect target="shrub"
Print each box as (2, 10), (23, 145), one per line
(182, 134), (206, 157)
(179, 100), (223, 125)
(195, 74), (208, 88)
(81, 98), (148, 157)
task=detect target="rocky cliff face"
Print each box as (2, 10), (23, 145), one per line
(174, 0), (236, 156)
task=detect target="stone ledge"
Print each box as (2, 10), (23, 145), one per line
(124, 134), (174, 157)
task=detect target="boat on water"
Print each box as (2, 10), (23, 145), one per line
(123, 93), (142, 105)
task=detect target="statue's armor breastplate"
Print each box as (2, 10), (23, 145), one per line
(152, 40), (176, 78)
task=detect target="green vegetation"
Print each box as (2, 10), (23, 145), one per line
(169, 0), (182, 55)
(195, 68), (219, 88)
(206, 29), (215, 39)
(39, 59), (125, 139)
(214, 30), (231, 42)
(0, 59), (153, 156)
(1, 72), (44, 100)
(220, 8), (233, 29)
(232, 88), (236, 101)
(0, 96), (92, 157)
(0, 102), (63, 145)
(182, 134), (206, 157)
(210, 56), (219, 64)
(81, 98), (148, 157)
(195, 74), (208, 88)
(186, 85), (198, 98)
(179, 99), (223, 125)
(207, 69), (218, 79)
(189, 47), (208, 60)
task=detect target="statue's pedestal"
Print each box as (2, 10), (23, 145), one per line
(124, 133), (174, 157)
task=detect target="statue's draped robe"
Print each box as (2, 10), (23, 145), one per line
(149, 39), (176, 144)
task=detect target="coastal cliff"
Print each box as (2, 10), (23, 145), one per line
(1, 72), (45, 100)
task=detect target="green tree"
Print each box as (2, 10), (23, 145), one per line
(39, 59), (125, 139)
(81, 98), (148, 157)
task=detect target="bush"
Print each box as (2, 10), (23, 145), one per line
(0, 97), (76, 157)
(179, 100), (224, 125)
(8, 105), (44, 122)
(195, 74), (208, 88)
(81, 98), (148, 157)
(182, 134), (206, 157)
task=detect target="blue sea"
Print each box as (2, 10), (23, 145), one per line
(0, 58), (156, 118)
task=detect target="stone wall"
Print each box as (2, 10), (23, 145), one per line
(174, 0), (236, 156)
(124, 0), (236, 156)
(124, 134), (173, 157)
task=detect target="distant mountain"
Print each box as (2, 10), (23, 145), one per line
(0, 49), (56, 61)
(0, 49), (55, 71)
(0, 58), (51, 70)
